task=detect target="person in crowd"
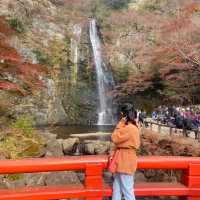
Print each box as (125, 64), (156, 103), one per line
(151, 105), (200, 131)
(136, 110), (141, 123)
(138, 109), (146, 127)
(152, 110), (158, 121)
(159, 110), (165, 124)
(174, 113), (184, 129)
(143, 110), (148, 127)
(111, 103), (140, 200)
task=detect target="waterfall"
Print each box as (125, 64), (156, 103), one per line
(70, 25), (82, 84)
(89, 19), (115, 125)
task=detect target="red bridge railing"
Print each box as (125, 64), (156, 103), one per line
(0, 156), (200, 200)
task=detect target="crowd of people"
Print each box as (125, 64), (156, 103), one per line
(151, 105), (200, 131)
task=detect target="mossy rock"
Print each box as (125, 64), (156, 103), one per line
(6, 174), (24, 181)
(0, 128), (45, 159)
(19, 142), (46, 158)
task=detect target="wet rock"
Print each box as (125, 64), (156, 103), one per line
(76, 171), (84, 183)
(22, 143), (46, 158)
(41, 131), (58, 141)
(84, 140), (111, 155)
(62, 138), (80, 155)
(144, 169), (157, 179)
(25, 173), (46, 187)
(135, 171), (147, 182)
(45, 171), (81, 186)
(45, 137), (64, 157)
(57, 138), (64, 144)
(4, 178), (26, 189)
(84, 142), (95, 155)
(95, 141), (111, 154)
(0, 175), (7, 189)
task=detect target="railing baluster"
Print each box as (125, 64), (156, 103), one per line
(150, 122), (153, 131)
(170, 127), (172, 136)
(85, 163), (103, 200)
(182, 163), (200, 200)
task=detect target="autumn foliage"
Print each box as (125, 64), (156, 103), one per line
(148, 2), (200, 103)
(107, 1), (200, 105)
(0, 18), (47, 96)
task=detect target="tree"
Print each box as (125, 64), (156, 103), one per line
(147, 2), (200, 104)
(106, 1), (200, 105)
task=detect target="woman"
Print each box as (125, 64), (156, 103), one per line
(111, 103), (140, 200)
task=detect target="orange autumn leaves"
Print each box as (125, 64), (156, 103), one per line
(0, 18), (48, 96)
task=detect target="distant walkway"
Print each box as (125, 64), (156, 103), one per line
(145, 119), (200, 142)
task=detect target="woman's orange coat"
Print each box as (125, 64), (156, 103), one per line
(111, 119), (141, 175)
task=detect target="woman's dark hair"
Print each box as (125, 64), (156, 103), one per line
(120, 103), (137, 126)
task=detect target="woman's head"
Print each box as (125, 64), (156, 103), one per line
(120, 103), (137, 125)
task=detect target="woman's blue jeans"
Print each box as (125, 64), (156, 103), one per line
(112, 172), (136, 200)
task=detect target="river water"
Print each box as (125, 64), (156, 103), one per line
(40, 125), (115, 139)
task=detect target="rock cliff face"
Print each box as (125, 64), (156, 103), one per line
(0, 0), (98, 125)
(1, 0), (196, 125)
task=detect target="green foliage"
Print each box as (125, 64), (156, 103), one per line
(63, 35), (71, 45)
(8, 18), (25, 33)
(34, 50), (52, 66)
(48, 37), (69, 67)
(11, 115), (34, 136)
(138, 0), (169, 11)
(6, 174), (24, 181)
(143, 2), (159, 11)
(89, 0), (130, 22)
(147, 34), (157, 45)
(89, 0), (111, 21)
(0, 131), (44, 159)
(102, 0), (131, 10)
(0, 116), (44, 159)
(114, 65), (130, 82)
(34, 37), (69, 67)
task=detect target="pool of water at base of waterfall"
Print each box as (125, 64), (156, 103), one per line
(38, 125), (115, 139)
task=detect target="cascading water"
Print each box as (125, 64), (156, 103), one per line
(70, 25), (82, 84)
(89, 19), (116, 125)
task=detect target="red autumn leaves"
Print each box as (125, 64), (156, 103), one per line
(0, 18), (47, 96)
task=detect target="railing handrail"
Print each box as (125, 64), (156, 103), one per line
(0, 156), (199, 174)
(146, 120), (176, 128)
(146, 120), (199, 132)
(138, 156), (200, 169)
(0, 155), (107, 174)
(145, 120), (200, 142)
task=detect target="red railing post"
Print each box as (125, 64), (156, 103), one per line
(182, 163), (200, 200)
(85, 163), (103, 200)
